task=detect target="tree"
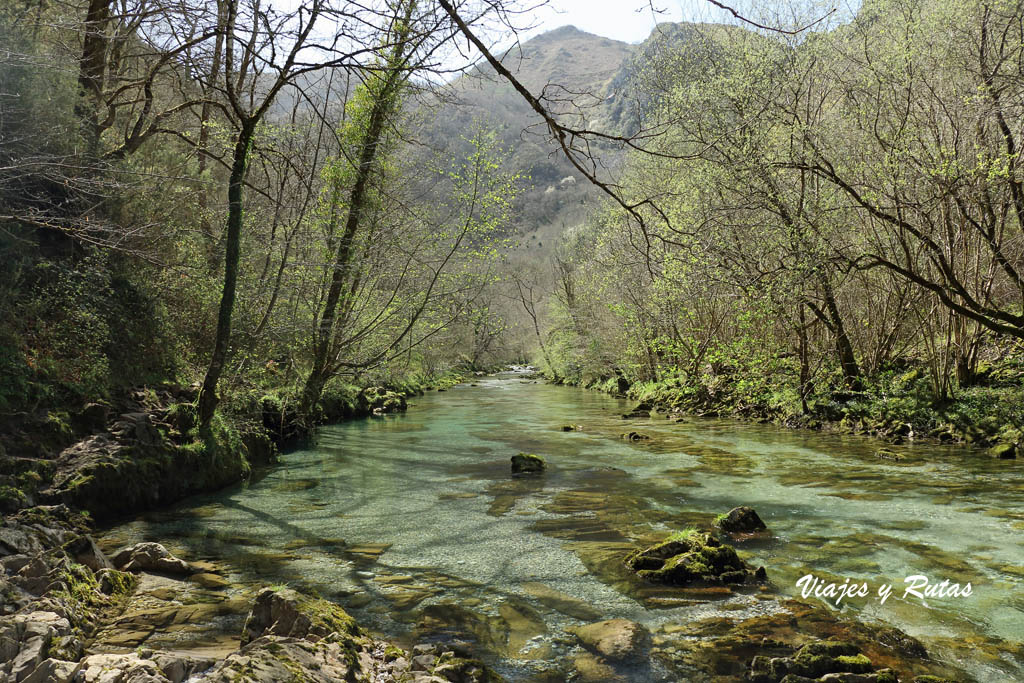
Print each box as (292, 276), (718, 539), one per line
(196, 0), (384, 429)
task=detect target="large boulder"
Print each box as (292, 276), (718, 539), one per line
(571, 619), (651, 663)
(715, 506), (768, 534)
(76, 653), (172, 683)
(360, 387), (407, 415)
(624, 531), (767, 586)
(242, 588), (359, 645)
(989, 443), (1017, 459)
(200, 636), (359, 683)
(64, 535), (113, 572)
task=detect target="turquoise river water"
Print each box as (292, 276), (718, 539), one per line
(100, 375), (1024, 681)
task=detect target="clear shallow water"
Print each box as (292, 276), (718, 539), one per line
(100, 376), (1024, 680)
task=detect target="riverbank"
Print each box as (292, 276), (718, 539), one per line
(0, 504), (500, 682)
(0, 368), (499, 683)
(0, 370), (470, 521)
(0, 370), (506, 683)
(570, 365), (1024, 459)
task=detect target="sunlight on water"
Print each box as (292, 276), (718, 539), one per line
(101, 376), (1024, 681)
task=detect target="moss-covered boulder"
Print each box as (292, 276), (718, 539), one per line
(242, 587), (360, 645)
(360, 386), (407, 415)
(989, 442), (1017, 459)
(624, 531), (767, 586)
(511, 453), (545, 475)
(748, 639), (896, 682)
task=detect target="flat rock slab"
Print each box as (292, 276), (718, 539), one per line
(572, 619), (651, 663)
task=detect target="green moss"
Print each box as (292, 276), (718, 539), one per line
(836, 653), (873, 672)
(796, 640), (859, 659)
(166, 401), (198, 434)
(666, 527), (699, 542)
(101, 569), (138, 596)
(511, 453), (545, 474)
(383, 644), (405, 662)
(297, 595), (361, 639)
(989, 442), (1017, 459)
(0, 484), (27, 511)
(45, 410), (74, 439)
(627, 532), (755, 585)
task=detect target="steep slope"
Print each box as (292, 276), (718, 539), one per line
(416, 26), (636, 251)
(414, 22), (740, 252)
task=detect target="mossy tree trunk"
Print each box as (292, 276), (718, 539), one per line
(299, 1), (417, 421)
(198, 121), (255, 431)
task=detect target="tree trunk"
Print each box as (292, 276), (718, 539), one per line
(76, 0), (110, 155)
(197, 4), (227, 253)
(198, 121), (254, 430)
(798, 304), (811, 414)
(301, 1), (414, 419)
(820, 276), (862, 390)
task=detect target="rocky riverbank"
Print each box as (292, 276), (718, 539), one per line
(1, 505), (500, 683)
(572, 369), (1024, 459)
(0, 502), (967, 683)
(0, 381), (423, 521)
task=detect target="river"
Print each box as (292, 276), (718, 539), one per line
(99, 374), (1024, 681)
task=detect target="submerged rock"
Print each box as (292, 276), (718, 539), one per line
(571, 618), (651, 663)
(510, 453), (545, 475)
(875, 448), (905, 461)
(622, 403), (653, 419)
(716, 506), (768, 534)
(620, 431), (650, 441)
(624, 531), (767, 586)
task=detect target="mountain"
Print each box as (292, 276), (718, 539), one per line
(416, 25), (638, 251)
(414, 22), (736, 253)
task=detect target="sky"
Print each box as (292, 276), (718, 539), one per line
(517, 0), (731, 44)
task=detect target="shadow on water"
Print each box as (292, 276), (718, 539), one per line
(98, 377), (1024, 681)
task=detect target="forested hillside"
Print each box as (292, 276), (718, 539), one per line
(0, 1), (521, 453)
(537, 0), (1024, 453)
(418, 25), (635, 250)
(1, 1), (1023, 682)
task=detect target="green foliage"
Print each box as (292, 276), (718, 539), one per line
(0, 251), (177, 413)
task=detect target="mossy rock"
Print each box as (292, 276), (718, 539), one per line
(789, 640), (868, 677)
(243, 587), (361, 646)
(715, 506), (768, 534)
(620, 431), (650, 441)
(875, 448), (904, 461)
(988, 443), (1017, 459)
(624, 532), (766, 586)
(511, 453), (545, 474)
(0, 484), (28, 513)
